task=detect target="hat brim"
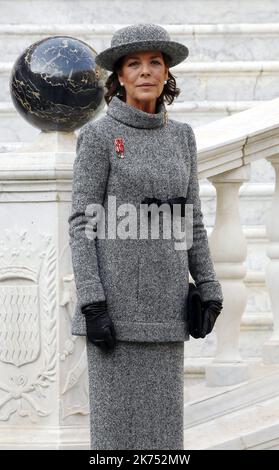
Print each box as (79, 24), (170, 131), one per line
(95, 40), (189, 71)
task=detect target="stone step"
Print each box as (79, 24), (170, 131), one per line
(183, 383), (279, 449)
(176, 61), (279, 101)
(1, 23), (279, 62)
(183, 359), (279, 428)
(0, 1), (278, 25)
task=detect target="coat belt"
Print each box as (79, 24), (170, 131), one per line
(141, 196), (187, 217)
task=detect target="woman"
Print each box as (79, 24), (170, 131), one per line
(68, 23), (223, 450)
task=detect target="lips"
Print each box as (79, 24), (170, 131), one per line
(138, 84), (155, 87)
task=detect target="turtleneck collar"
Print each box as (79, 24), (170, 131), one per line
(106, 95), (168, 129)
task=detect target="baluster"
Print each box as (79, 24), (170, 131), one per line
(205, 165), (251, 386)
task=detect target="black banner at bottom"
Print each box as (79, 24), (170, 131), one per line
(0, 449), (274, 465)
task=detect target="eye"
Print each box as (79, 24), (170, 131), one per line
(128, 60), (161, 66)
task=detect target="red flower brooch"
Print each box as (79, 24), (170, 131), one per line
(114, 137), (125, 159)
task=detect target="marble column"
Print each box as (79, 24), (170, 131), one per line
(205, 165), (251, 386)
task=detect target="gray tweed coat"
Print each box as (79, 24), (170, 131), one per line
(68, 95), (223, 342)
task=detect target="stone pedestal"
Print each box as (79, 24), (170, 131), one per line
(0, 131), (90, 449)
(205, 363), (249, 387)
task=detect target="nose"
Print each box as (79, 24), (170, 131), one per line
(140, 62), (152, 75)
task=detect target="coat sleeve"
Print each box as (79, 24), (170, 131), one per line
(68, 122), (110, 309)
(184, 123), (223, 303)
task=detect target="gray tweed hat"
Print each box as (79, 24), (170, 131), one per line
(95, 23), (189, 71)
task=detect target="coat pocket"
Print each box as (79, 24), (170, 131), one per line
(100, 247), (140, 322)
(137, 243), (188, 324)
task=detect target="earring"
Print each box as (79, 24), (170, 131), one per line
(120, 82), (124, 86)
(164, 80), (167, 84)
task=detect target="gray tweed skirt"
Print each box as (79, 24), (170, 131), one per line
(86, 338), (185, 450)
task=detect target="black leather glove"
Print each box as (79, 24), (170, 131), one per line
(81, 300), (116, 352)
(200, 300), (223, 338)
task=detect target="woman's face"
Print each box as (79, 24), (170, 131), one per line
(117, 50), (169, 110)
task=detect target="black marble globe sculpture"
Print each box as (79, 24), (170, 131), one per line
(10, 36), (108, 132)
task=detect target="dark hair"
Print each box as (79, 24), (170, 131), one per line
(103, 52), (181, 107)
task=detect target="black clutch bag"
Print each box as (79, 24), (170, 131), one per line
(185, 282), (204, 339)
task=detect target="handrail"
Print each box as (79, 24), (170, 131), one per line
(195, 97), (279, 178)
